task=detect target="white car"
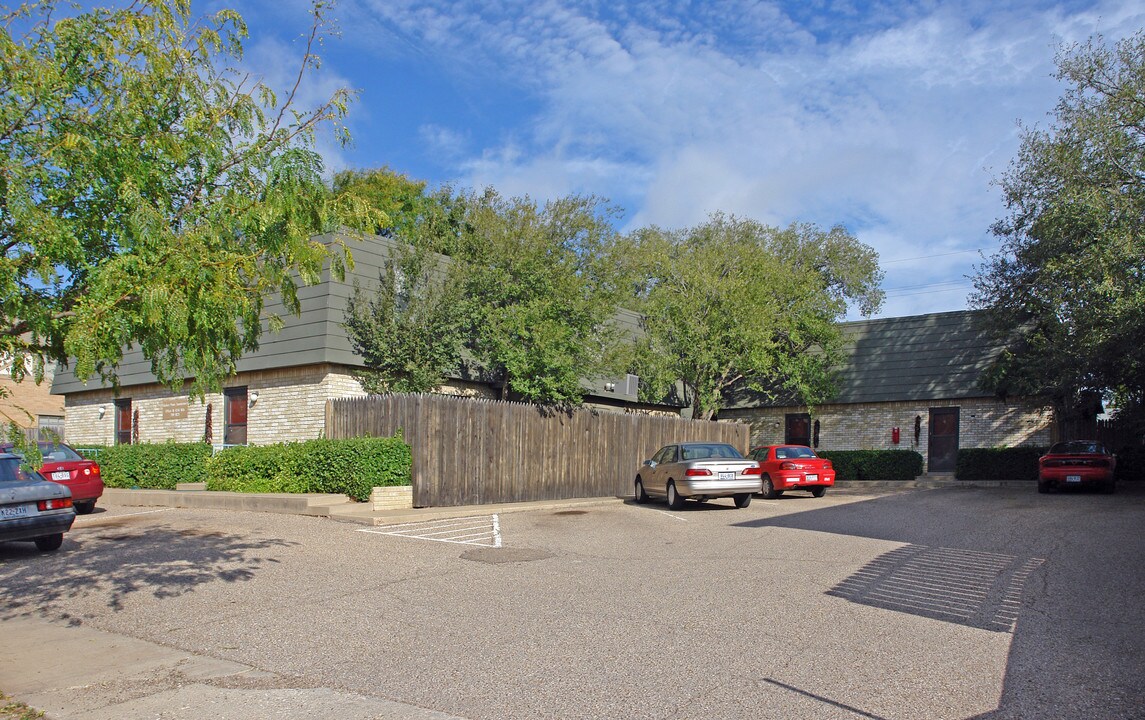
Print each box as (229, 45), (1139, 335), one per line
(634, 443), (762, 509)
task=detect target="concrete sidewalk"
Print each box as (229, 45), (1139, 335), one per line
(102, 478), (1035, 526)
(1, 615), (464, 720)
(100, 487), (629, 526)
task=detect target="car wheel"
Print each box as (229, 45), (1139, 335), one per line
(761, 476), (778, 500)
(666, 481), (685, 510)
(733, 493), (752, 508)
(1037, 481), (1050, 494)
(810, 487), (827, 498)
(634, 478), (649, 504)
(74, 500), (96, 515)
(34, 534), (63, 552)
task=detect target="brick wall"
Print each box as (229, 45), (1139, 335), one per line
(63, 364), (370, 447)
(718, 396), (1052, 469)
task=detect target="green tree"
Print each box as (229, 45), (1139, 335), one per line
(972, 32), (1145, 429)
(618, 214), (883, 420)
(0, 0), (378, 395)
(455, 191), (625, 405)
(343, 241), (466, 394)
(332, 167), (428, 238)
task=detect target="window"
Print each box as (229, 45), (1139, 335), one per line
(37, 415), (64, 442)
(224, 387), (248, 446)
(114, 399), (132, 445)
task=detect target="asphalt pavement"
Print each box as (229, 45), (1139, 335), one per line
(2, 482), (1143, 719)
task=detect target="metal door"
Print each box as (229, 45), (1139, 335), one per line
(927, 407), (960, 473)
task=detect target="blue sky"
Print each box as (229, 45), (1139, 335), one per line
(219, 1), (1142, 318)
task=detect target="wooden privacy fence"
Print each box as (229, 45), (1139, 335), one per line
(325, 393), (750, 508)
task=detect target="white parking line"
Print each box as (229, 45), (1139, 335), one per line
(73, 507), (173, 524)
(358, 514), (503, 548)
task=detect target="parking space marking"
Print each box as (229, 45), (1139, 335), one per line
(73, 507), (173, 524)
(358, 514), (502, 547)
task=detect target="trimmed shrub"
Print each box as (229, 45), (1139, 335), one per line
(1114, 445), (1145, 482)
(816, 450), (923, 481)
(206, 436), (411, 501)
(80, 442), (211, 489)
(956, 447), (1046, 481)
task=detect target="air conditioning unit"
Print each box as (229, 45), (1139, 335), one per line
(625, 374), (639, 396)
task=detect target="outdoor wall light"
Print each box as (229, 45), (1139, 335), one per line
(605, 382), (616, 392)
(98, 405), (106, 419)
(249, 391), (260, 407)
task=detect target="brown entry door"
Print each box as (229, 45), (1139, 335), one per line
(785, 413), (811, 446)
(928, 407), (959, 473)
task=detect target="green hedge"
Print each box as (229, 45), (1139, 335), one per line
(1114, 445), (1145, 482)
(80, 436), (412, 501)
(80, 442), (211, 489)
(955, 447), (1046, 481)
(207, 436), (411, 501)
(816, 450), (923, 481)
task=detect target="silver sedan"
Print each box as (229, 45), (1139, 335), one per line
(634, 442), (762, 509)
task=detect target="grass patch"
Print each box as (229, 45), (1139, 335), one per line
(0, 693), (44, 720)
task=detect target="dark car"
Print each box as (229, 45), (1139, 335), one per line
(0, 441), (103, 514)
(0, 453), (75, 552)
(1038, 441), (1117, 494)
(748, 444), (836, 499)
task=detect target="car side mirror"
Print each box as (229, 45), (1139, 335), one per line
(643, 460), (656, 468)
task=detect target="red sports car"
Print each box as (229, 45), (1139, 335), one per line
(0, 442), (103, 514)
(1038, 441), (1116, 494)
(748, 444), (835, 499)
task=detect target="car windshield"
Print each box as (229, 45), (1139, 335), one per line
(0, 457), (40, 484)
(1049, 441), (1104, 455)
(776, 447), (817, 459)
(38, 443), (83, 461)
(681, 444), (744, 460)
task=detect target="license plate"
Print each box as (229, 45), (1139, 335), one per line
(51, 471), (70, 481)
(719, 471), (734, 480)
(806, 474), (818, 482)
(0, 504), (31, 519)
(1066, 475), (1082, 483)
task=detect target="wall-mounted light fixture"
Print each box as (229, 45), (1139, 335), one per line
(249, 391), (260, 407)
(98, 405), (106, 419)
(604, 382), (616, 392)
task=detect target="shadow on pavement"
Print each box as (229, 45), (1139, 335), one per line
(734, 484), (1145, 719)
(0, 511), (296, 621)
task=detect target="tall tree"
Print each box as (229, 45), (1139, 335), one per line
(343, 241), (466, 394)
(972, 32), (1145, 428)
(454, 191), (626, 406)
(0, 0), (377, 394)
(618, 214), (883, 420)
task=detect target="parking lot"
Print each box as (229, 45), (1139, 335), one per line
(2, 484), (1144, 719)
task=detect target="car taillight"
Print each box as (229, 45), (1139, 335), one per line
(685, 468), (712, 477)
(82, 467), (91, 476)
(744, 466), (762, 476)
(92, 465), (100, 476)
(38, 497), (73, 511)
(781, 461), (797, 470)
(824, 460), (833, 469)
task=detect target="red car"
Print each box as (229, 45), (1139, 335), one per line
(748, 445), (835, 499)
(1038, 441), (1116, 494)
(0, 442), (103, 514)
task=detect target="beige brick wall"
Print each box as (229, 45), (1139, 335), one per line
(64, 364), (370, 447)
(719, 396), (1052, 468)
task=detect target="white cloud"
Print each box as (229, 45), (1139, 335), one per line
(329, 0), (1145, 317)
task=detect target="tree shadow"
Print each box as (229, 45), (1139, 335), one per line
(734, 485), (1145, 718)
(0, 514), (297, 621)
